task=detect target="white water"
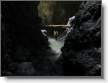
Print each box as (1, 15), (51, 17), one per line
(48, 37), (64, 59)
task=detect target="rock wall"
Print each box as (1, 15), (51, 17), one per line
(61, 1), (101, 76)
(1, 1), (59, 76)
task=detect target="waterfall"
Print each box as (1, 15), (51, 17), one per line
(47, 37), (64, 61)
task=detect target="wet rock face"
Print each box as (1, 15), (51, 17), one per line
(61, 1), (101, 76)
(1, 2), (55, 76)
